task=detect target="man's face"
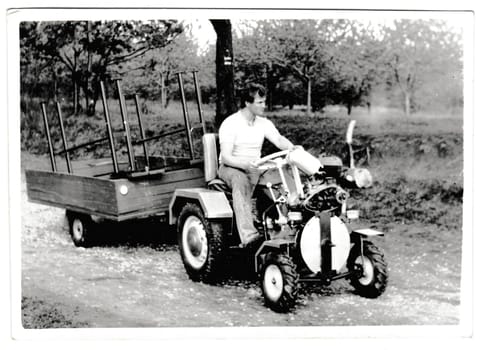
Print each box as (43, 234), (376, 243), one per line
(246, 94), (266, 116)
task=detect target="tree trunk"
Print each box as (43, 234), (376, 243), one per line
(73, 54), (78, 114)
(347, 103), (352, 115)
(266, 65), (276, 111)
(164, 71), (171, 108)
(159, 61), (167, 111)
(86, 21), (94, 115)
(404, 91), (411, 116)
(53, 68), (58, 101)
(161, 74), (166, 110)
(306, 77), (312, 116)
(73, 77), (79, 114)
(210, 19), (237, 128)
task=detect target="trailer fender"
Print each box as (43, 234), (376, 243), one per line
(169, 188), (233, 225)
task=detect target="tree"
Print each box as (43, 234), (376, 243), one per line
(381, 19), (462, 115)
(328, 21), (386, 114)
(114, 27), (202, 109)
(235, 20), (349, 115)
(210, 20), (237, 127)
(20, 20), (183, 115)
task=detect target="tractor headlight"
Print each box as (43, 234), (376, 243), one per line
(354, 168), (373, 188)
(345, 168), (373, 188)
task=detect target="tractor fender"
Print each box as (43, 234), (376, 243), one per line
(351, 228), (384, 240)
(254, 239), (294, 274)
(169, 188), (233, 225)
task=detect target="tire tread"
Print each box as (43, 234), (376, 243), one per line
(347, 240), (388, 298)
(177, 203), (226, 283)
(261, 253), (299, 312)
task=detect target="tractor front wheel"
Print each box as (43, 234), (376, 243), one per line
(347, 240), (388, 298)
(261, 253), (299, 312)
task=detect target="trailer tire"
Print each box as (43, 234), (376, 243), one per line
(66, 211), (93, 248)
(347, 240), (388, 298)
(261, 253), (299, 312)
(177, 203), (226, 283)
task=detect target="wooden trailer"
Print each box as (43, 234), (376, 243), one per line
(25, 72), (208, 246)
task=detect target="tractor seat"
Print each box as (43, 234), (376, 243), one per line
(203, 133), (232, 198)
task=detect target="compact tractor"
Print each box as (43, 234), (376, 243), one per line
(171, 120), (389, 312)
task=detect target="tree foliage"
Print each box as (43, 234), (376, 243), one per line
(235, 20), (340, 114)
(20, 18), (463, 120)
(381, 19), (463, 115)
(113, 29), (201, 109)
(20, 20), (183, 114)
(232, 18), (462, 115)
(234, 19), (385, 114)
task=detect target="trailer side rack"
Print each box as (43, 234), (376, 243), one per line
(26, 71), (209, 222)
(40, 70), (207, 180)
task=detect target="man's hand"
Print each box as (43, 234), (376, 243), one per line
(244, 160), (258, 171)
(290, 145), (304, 151)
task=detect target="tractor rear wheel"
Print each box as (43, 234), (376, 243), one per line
(177, 203), (226, 283)
(347, 240), (388, 298)
(261, 253), (299, 312)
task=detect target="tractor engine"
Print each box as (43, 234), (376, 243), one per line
(303, 183), (349, 214)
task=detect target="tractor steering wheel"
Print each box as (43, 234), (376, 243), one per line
(253, 150), (290, 171)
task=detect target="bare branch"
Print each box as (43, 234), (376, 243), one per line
(107, 46), (152, 66)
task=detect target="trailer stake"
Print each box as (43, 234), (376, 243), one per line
(100, 81), (119, 174)
(40, 103), (57, 172)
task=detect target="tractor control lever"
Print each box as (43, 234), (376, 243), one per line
(266, 182), (288, 225)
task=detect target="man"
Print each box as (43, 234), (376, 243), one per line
(218, 83), (298, 248)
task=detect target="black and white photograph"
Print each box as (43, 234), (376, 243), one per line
(3, 2), (482, 347)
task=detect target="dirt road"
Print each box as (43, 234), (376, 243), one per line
(20, 170), (463, 328)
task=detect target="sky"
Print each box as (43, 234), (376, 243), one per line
(184, 14), (466, 55)
(186, 19), (216, 51)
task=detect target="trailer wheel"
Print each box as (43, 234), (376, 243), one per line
(347, 240), (388, 298)
(177, 203), (226, 283)
(261, 253), (299, 312)
(66, 211), (93, 247)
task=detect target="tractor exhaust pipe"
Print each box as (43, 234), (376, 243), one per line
(346, 120), (356, 169)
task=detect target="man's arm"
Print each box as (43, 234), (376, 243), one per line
(273, 134), (295, 150)
(264, 121), (297, 151)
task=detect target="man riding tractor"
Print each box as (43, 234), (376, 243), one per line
(217, 83), (301, 249)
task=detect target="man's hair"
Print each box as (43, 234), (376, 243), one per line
(241, 83), (266, 107)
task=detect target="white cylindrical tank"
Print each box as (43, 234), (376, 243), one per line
(287, 149), (321, 175)
(299, 216), (351, 274)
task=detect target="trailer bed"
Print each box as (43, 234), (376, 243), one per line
(26, 158), (205, 221)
